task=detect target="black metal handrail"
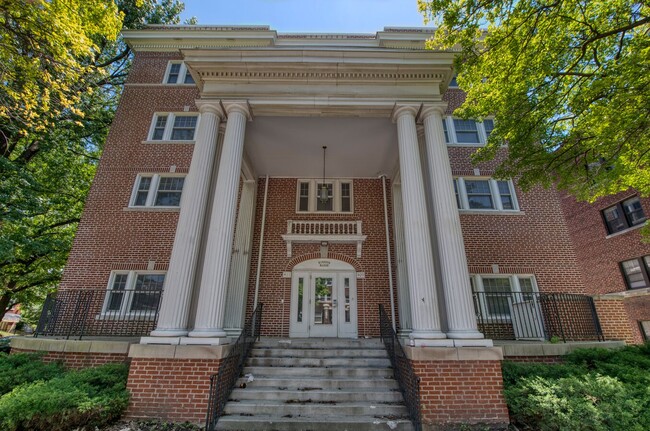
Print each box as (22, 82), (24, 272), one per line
(472, 291), (604, 342)
(206, 303), (263, 431)
(34, 288), (162, 339)
(379, 304), (422, 431)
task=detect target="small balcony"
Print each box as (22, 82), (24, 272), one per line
(282, 220), (367, 258)
(472, 291), (604, 342)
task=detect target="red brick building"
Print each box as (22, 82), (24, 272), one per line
(23, 26), (647, 429)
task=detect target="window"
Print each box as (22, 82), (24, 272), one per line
(103, 271), (165, 316)
(442, 117), (494, 146)
(148, 113), (198, 141)
(164, 61), (195, 84)
(602, 196), (646, 234)
(620, 256), (650, 290)
(130, 174), (185, 208)
(454, 177), (519, 212)
(296, 179), (353, 213)
(471, 274), (538, 319)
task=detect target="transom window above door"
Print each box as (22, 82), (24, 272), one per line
(296, 179), (353, 213)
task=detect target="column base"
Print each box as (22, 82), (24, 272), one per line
(140, 336), (181, 345)
(224, 328), (243, 337)
(179, 337), (230, 346)
(452, 338), (494, 347)
(187, 328), (228, 338)
(149, 329), (188, 337)
(409, 330), (454, 347)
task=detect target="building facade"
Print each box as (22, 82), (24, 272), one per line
(24, 26), (649, 427)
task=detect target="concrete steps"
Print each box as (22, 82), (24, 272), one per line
(216, 338), (413, 431)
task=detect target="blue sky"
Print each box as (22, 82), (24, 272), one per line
(180, 0), (430, 33)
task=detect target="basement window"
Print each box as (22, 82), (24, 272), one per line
(102, 271), (165, 316)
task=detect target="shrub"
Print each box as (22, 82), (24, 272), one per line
(503, 344), (650, 431)
(0, 363), (130, 431)
(0, 352), (64, 396)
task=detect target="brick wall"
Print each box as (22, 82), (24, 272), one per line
(125, 358), (220, 424)
(593, 298), (636, 343)
(413, 359), (510, 428)
(10, 348), (128, 369)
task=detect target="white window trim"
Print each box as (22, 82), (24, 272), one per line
(99, 270), (166, 318)
(455, 177), (520, 212)
(472, 274), (539, 321)
(163, 61), (195, 85)
(145, 113), (199, 143)
(443, 117), (494, 147)
(129, 173), (186, 209)
(295, 179), (354, 214)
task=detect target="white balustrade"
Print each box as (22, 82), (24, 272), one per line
(282, 220), (366, 258)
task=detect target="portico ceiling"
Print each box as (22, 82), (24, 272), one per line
(244, 116), (398, 178)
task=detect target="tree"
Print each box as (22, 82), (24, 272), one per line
(0, 0), (188, 322)
(418, 0), (650, 202)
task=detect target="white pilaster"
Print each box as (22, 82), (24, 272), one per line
(188, 101), (251, 342)
(421, 104), (491, 346)
(224, 179), (257, 335)
(149, 102), (223, 338)
(392, 104), (449, 345)
(391, 177), (412, 334)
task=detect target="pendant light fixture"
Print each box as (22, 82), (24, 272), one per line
(319, 146), (329, 204)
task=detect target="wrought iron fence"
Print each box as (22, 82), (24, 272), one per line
(35, 288), (162, 339)
(472, 291), (604, 342)
(206, 303), (263, 431)
(379, 304), (422, 431)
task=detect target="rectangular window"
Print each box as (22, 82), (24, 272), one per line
(483, 119), (494, 137)
(298, 182), (310, 212)
(453, 119), (480, 144)
(454, 177), (518, 212)
(103, 271), (164, 315)
(148, 113), (198, 141)
(471, 274), (538, 320)
(482, 277), (513, 317)
(602, 196), (646, 234)
(297, 180), (352, 213)
(130, 174), (185, 208)
(464, 180), (494, 209)
(620, 257), (650, 290)
(164, 61), (195, 85)
(316, 183), (334, 211)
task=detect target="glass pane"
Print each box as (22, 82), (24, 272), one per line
(518, 277), (535, 301)
(442, 119), (449, 143)
(171, 116), (197, 140)
(622, 259), (647, 289)
(183, 71), (195, 84)
(167, 63), (180, 83)
(297, 278), (304, 322)
(465, 180), (494, 209)
(603, 206), (627, 233)
(316, 184), (333, 211)
(344, 277), (350, 323)
(341, 183), (351, 212)
(298, 182), (309, 211)
(498, 181), (514, 210)
(155, 177), (184, 206)
(152, 115), (167, 140)
(131, 274), (165, 312)
(134, 177), (152, 206)
(107, 274), (128, 311)
(314, 277), (333, 325)
(453, 179), (461, 208)
(482, 278), (512, 317)
(483, 119), (494, 137)
(453, 119), (480, 143)
(622, 197), (646, 226)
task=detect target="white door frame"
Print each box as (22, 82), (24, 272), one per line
(289, 259), (358, 338)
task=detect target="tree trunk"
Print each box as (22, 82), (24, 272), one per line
(0, 292), (11, 323)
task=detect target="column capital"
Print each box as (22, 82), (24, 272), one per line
(195, 100), (224, 117)
(391, 103), (420, 122)
(419, 102), (448, 121)
(223, 100), (252, 120)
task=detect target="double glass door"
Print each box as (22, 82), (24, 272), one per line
(290, 271), (357, 338)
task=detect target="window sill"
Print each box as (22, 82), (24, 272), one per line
(295, 211), (355, 215)
(123, 206), (180, 212)
(447, 143), (485, 147)
(95, 313), (157, 321)
(459, 210), (524, 216)
(142, 140), (195, 145)
(605, 222), (646, 239)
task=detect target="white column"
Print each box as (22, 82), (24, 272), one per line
(224, 179), (257, 335)
(392, 104), (449, 346)
(148, 102), (223, 339)
(188, 101), (251, 342)
(421, 104), (491, 346)
(391, 178), (412, 334)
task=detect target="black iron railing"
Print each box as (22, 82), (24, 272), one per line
(379, 304), (422, 431)
(206, 303), (263, 431)
(35, 289), (162, 339)
(472, 291), (604, 342)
